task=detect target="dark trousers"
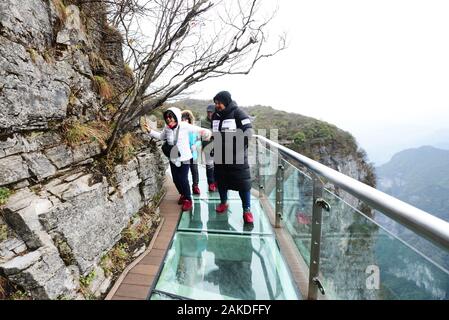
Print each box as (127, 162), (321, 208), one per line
(189, 158), (199, 186)
(218, 183), (251, 212)
(170, 162), (191, 200)
(206, 164), (215, 185)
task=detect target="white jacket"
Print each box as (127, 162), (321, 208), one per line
(149, 107), (211, 162)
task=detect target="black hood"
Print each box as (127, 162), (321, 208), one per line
(213, 91), (232, 108)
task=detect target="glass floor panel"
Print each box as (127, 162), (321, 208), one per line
(187, 165), (257, 201)
(153, 232), (300, 300)
(192, 190), (259, 201)
(178, 199), (273, 235)
(150, 292), (179, 300)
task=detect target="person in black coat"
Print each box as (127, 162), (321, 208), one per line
(212, 91), (254, 224)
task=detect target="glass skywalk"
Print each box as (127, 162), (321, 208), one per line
(149, 138), (449, 300)
(149, 167), (301, 300)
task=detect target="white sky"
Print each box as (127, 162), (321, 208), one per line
(190, 0), (449, 164)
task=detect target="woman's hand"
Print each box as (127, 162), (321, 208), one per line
(201, 129), (212, 141)
(143, 122), (152, 133)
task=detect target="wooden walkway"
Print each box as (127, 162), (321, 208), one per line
(106, 179), (180, 300)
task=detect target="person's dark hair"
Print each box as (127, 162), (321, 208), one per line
(181, 110), (195, 124)
(213, 91), (232, 108)
(164, 110), (174, 118)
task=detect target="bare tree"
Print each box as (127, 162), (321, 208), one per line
(105, 0), (286, 154)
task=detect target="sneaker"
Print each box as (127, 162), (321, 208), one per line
(182, 199), (193, 211)
(178, 195), (185, 205)
(208, 183), (217, 192)
(215, 203), (229, 214)
(243, 211), (254, 224)
(192, 185), (201, 195)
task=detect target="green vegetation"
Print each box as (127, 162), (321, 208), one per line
(152, 188), (166, 207)
(0, 276), (7, 299)
(91, 131), (144, 189)
(62, 119), (112, 149)
(103, 23), (123, 41)
(0, 224), (8, 242)
(293, 131), (306, 145)
(52, 0), (67, 22)
(10, 290), (29, 300)
(69, 92), (78, 106)
(288, 121), (358, 159)
(101, 243), (129, 278)
(124, 64), (134, 79)
(93, 76), (114, 100)
(0, 187), (11, 205)
(111, 132), (143, 163)
(79, 270), (98, 300)
(89, 52), (111, 73)
(54, 237), (76, 266)
(43, 49), (55, 64)
(0, 277), (31, 300)
(30, 184), (43, 196)
(122, 225), (139, 242)
(105, 103), (118, 115)
(80, 270), (96, 287)
(121, 204), (159, 244)
(26, 48), (38, 63)
(100, 255), (114, 278)
(100, 205), (160, 280)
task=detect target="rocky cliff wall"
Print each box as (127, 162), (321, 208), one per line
(0, 0), (166, 299)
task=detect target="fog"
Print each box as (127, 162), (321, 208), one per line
(190, 0), (449, 165)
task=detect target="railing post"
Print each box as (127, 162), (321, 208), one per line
(308, 174), (325, 300)
(275, 161), (284, 228)
(255, 137), (263, 195)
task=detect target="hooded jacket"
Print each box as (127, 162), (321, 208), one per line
(181, 110), (202, 161)
(150, 107), (210, 163)
(212, 97), (253, 191)
(200, 116), (213, 149)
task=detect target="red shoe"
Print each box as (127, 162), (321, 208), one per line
(182, 199), (193, 211)
(208, 183), (217, 192)
(243, 211), (254, 224)
(178, 195), (185, 205)
(215, 203), (229, 214)
(192, 185), (201, 195)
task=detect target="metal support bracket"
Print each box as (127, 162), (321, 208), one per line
(312, 277), (326, 295)
(275, 163), (284, 228)
(315, 198), (331, 211)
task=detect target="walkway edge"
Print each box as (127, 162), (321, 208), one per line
(104, 190), (168, 300)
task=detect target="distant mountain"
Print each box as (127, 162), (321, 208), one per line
(377, 146), (449, 220)
(376, 146), (449, 274)
(168, 99), (376, 187)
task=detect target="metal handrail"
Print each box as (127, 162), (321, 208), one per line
(255, 135), (449, 251)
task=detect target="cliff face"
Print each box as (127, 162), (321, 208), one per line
(0, 0), (166, 299)
(282, 139), (379, 299)
(288, 127), (378, 299)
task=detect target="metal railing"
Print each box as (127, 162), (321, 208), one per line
(255, 135), (449, 299)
